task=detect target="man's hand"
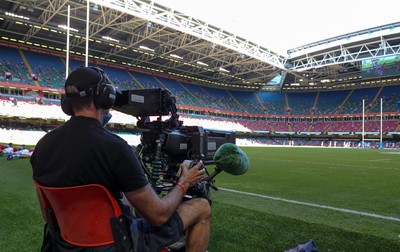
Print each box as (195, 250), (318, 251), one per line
(125, 160), (207, 226)
(179, 161), (206, 188)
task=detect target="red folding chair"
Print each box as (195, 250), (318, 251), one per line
(34, 181), (132, 251)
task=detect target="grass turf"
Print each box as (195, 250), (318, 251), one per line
(1, 147), (400, 251)
(210, 147), (400, 251)
(0, 158), (43, 251)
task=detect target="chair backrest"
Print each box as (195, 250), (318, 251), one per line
(34, 181), (127, 248)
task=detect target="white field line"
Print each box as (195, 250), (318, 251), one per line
(219, 187), (400, 222)
(368, 159), (391, 162)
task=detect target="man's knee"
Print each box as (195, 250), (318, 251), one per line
(199, 198), (211, 217)
(189, 198), (211, 220)
(178, 198), (211, 226)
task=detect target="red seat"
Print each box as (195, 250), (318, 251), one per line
(34, 182), (131, 251)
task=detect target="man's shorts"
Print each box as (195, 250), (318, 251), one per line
(129, 212), (185, 252)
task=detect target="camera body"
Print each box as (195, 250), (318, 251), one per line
(114, 88), (235, 199)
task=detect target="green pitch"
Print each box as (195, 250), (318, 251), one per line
(1, 147), (400, 251)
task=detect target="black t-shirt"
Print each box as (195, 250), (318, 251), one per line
(31, 116), (148, 199)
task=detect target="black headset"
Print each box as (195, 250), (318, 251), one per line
(61, 67), (117, 116)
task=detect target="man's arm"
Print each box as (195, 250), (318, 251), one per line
(124, 161), (205, 227)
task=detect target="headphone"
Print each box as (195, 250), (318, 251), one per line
(61, 67), (117, 116)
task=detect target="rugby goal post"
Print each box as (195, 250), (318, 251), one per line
(362, 98), (383, 149)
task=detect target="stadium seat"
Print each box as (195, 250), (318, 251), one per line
(34, 182), (131, 251)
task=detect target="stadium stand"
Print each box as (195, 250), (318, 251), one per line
(180, 82), (214, 109)
(130, 71), (161, 89)
(286, 92), (317, 116)
(23, 50), (66, 89)
(257, 92), (287, 115)
(228, 90), (266, 115)
(196, 86), (240, 112)
(1, 44), (400, 148)
(97, 65), (141, 90)
(315, 90), (350, 115)
(336, 87), (379, 114)
(155, 77), (200, 107)
(0, 45), (32, 85)
(371, 85), (400, 112)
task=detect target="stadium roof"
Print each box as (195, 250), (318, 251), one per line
(1, 0), (400, 92)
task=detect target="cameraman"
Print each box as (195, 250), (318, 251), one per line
(31, 66), (211, 252)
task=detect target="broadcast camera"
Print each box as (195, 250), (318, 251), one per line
(114, 88), (236, 201)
